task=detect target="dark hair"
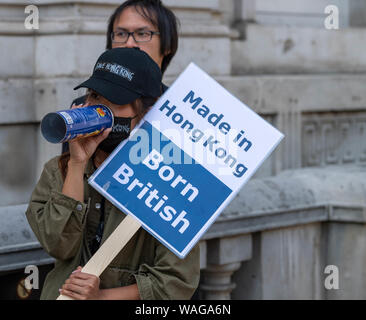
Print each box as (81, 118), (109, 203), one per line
(106, 0), (179, 74)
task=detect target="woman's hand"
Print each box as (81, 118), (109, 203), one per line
(60, 266), (102, 300)
(61, 104), (111, 202)
(60, 266), (141, 300)
(68, 103), (112, 166)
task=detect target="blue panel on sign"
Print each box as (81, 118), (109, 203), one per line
(90, 121), (232, 257)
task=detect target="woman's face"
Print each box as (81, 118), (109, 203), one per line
(112, 6), (164, 69)
(85, 91), (139, 129)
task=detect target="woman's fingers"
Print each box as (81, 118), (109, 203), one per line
(65, 277), (90, 288)
(71, 103), (83, 109)
(60, 288), (86, 300)
(69, 271), (97, 281)
(68, 124), (110, 161)
(96, 127), (112, 143)
(71, 102), (90, 109)
(79, 127), (111, 154)
(60, 267), (101, 300)
(68, 104), (111, 162)
(61, 279), (87, 299)
(62, 282), (84, 292)
(68, 267), (100, 284)
(83, 127), (111, 148)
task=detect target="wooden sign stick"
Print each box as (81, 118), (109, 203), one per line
(57, 214), (141, 300)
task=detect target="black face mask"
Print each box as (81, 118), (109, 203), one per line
(98, 115), (137, 153)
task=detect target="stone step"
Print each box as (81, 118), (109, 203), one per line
(2, 73), (366, 125)
(232, 23), (366, 74)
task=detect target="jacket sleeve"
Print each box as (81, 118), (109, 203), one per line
(25, 157), (88, 260)
(134, 241), (200, 300)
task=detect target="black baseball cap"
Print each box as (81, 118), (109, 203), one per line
(74, 47), (162, 105)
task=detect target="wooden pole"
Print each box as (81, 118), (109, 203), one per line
(57, 214), (141, 300)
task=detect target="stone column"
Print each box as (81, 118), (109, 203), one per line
(348, 0), (366, 27)
(199, 240), (207, 270)
(234, 0), (256, 22)
(200, 262), (242, 300)
(0, 1), (38, 207)
(200, 234), (252, 299)
(277, 109), (302, 171)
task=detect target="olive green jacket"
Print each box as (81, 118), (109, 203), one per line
(25, 156), (200, 300)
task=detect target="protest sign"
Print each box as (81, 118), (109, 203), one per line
(88, 62), (284, 259)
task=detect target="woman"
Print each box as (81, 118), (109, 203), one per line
(26, 47), (200, 300)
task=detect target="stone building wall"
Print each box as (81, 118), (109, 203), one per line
(0, 0), (366, 299)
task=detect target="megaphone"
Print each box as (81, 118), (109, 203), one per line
(41, 105), (114, 143)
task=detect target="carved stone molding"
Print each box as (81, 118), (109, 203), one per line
(302, 112), (366, 167)
(200, 262), (242, 299)
(199, 234), (252, 299)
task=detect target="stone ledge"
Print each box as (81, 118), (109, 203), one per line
(255, 0), (342, 14)
(0, 0), (220, 10)
(0, 0), (226, 36)
(0, 204), (38, 247)
(232, 24), (366, 74)
(204, 165), (366, 238)
(0, 248), (54, 273)
(204, 204), (366, 240)
(223, 165), (366, 216)
(0, 204), (55, 273)
(5, 73), (366, 124)
(165, 73), (366, 114)
(254, 0), (349, 28)
(0, 19), (231, 37)
(328, 205), (366, 223)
